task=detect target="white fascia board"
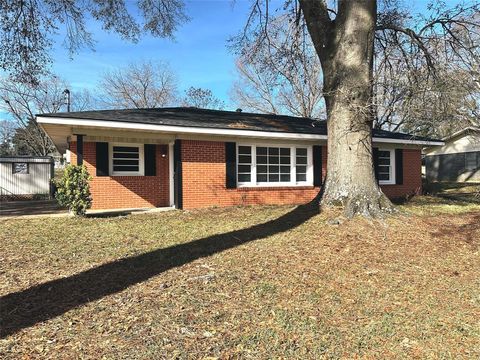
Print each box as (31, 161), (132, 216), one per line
(372, 137), (444, 146)
(37, 116), (444, 146)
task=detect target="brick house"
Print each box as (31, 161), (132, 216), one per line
(37, 108), (443, 210)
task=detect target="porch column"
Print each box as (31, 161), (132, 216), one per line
(169, 142), (175, 207)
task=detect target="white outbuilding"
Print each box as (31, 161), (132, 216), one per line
(424, 127), (480, 182)
(0, 156), (54, 200)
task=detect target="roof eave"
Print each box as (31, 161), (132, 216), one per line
(36, 116), (442, 146)
(36, 115), (328, 141)
(442, 126), (480, 142)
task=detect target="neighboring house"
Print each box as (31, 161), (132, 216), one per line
(424, 127), (480, 182)
(0, 156), (54, 200)
(37, 107), (442, 210)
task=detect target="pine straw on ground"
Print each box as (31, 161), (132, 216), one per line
(1, 199), (479, 359)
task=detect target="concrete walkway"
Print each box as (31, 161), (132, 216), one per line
(0, 200), (174, 220)
(0, 200), (66, 218)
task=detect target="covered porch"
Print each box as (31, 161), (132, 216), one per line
(41, 123), (179, 210)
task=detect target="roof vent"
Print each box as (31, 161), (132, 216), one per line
(236, 108), (242, 112)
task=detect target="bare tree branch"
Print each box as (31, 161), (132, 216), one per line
(0, 0), (188, 84)
(0, 75), (95, 155)
(182, 87), (225, 110)
(99, 60), (178, 109)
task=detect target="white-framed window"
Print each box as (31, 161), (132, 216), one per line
(109, 143), (144, 176)
(237, 143), (313, 187)
(238, 146), (253, 183)
(295, 148), (308, 182)
(378, 149), (395, 185)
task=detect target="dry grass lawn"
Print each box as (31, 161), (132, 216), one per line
(1, 194), (480, 359)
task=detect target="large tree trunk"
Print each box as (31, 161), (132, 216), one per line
(301, 0), (394, 217)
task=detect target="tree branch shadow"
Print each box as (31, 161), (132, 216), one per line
(436, 193), (480, 205)
(431, 212), (480, 248)
(1, 195), (321, 338)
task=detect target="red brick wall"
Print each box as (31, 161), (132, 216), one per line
(180, 140), (422, 209)
(69, 140), (422, 210)
(181, 140), (326, 209)
(380, 148), (422, 199)
(70, 142), (170, 210)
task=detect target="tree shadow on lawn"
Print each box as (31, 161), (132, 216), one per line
(0, 195), (321, 338)
(435, 192), (480, 205)
(431, 212), (480, 247)
(423, 182), (480, 205)
(404, 194), (480, 207)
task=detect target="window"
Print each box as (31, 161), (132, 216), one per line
(465, 152), (477, 171)
(238, 146), (252, 183)
(237, 144), (312, 186)
(256, 147), (291, 183)
(296, 148), (308, 182)
(12, 162), (29, 174)
(377, 149), (395, 185)
(110, 143), (144, 176)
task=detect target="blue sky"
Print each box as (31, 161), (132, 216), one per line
(50, 0), (255, 110)
(1, 0), (463, 120)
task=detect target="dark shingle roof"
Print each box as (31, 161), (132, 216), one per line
(38, 107), (440, 142)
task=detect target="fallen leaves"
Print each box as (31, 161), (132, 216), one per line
(1, 202), (479, 359)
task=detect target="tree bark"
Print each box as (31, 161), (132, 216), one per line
(300, 0), (394, 217)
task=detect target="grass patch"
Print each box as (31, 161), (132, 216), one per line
(1, 200), (480, 359)
(402, 195), (480, 215)
(403, 182), (480, 215)
(423, 181), (480, 195)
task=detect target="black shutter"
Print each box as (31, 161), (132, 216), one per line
(76, 135), (84, 166)
(173, 140), (183, 210)
(96, 142), (109, 176)
(313, 145), (322, 186)
(395, 148), (404, 185)
(373, 147), (379, 182)
(144, 144), (156, 176)
(225, 142), (237, 189)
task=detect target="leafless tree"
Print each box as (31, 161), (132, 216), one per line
(231, 15), (324, 118)
(0, 120), (16, 155)
(237, 0), (480, 217)
(374, 9), (480, 137)
(0, 0), (188, 85)
(0, 75), (95, 155)
(375, 59), (479, 137)
(100, 61), (178, 109)
(182, 87), (225, 110)
(234, 4), (480, 136)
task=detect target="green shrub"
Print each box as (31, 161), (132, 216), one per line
(54, 165), (92, 216)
